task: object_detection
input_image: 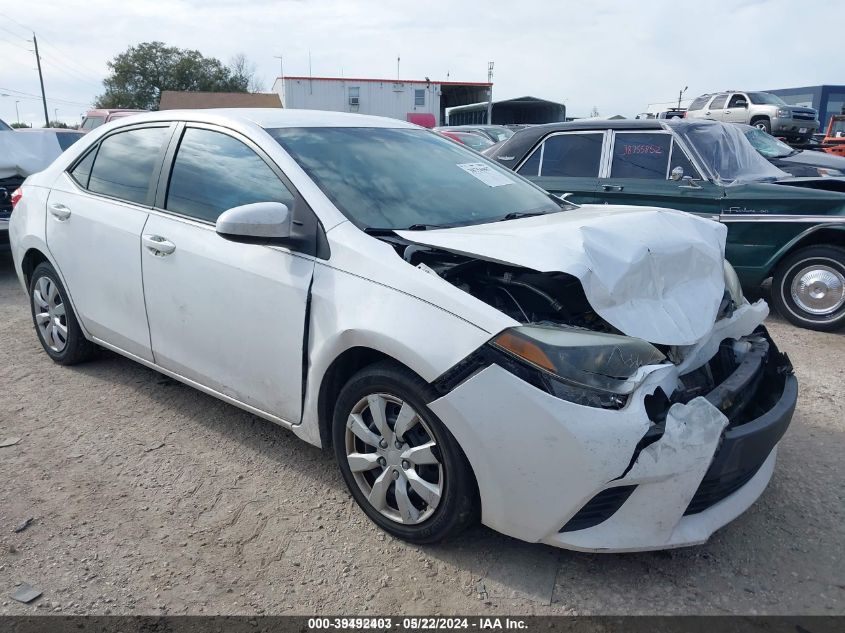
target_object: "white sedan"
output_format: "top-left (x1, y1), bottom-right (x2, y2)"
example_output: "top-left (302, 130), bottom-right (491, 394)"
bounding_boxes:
top-left (8, 109), bottom-right (797, 552)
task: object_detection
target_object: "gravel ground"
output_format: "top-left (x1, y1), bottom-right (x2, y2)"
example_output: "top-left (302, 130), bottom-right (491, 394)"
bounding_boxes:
top-left (1, 249), bottom-right (843, 616)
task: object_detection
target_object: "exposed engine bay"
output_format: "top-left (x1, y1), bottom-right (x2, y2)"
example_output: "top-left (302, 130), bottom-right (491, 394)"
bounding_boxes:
top-left (396, 240), bottom-right (619, 333)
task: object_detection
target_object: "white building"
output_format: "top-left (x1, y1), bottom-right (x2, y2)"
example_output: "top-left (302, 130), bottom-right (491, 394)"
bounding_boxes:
top-left (272, 76), bottom-right (492, 127)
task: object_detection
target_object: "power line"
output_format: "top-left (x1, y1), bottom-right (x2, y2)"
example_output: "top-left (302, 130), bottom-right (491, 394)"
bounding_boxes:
top-left (0, 86), bottom-right (91, 107)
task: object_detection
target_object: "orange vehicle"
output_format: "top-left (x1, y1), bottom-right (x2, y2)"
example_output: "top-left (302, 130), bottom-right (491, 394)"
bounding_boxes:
top-left (822, 114), bottom-right (845, 157)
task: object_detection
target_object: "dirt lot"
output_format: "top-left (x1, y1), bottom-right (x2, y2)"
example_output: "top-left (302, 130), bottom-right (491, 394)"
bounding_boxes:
top-left (1, 249), bottom-right (844, 616)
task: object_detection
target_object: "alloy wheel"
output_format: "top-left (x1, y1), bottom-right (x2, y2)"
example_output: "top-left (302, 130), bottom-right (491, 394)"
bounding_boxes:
top-left (32, 276), bottom-right (68, 353)
top-left (344, 393), bottom-right (443, 525)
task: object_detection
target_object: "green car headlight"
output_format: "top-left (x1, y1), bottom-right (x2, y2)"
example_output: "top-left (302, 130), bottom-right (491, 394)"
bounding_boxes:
top-left (490, 325), bottom-right (667, 403)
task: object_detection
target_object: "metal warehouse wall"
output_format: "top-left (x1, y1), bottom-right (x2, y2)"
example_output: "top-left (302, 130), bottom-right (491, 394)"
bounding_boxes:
top-left (278, 78), bottom-right (441, 123)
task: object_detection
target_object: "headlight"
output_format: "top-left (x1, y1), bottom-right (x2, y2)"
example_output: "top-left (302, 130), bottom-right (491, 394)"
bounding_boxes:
top-left (490, 326), bottom-right (667, 408)
top-left (723, 260), bottom-right (744, 306)
top-left (777, 108), bottom-right (791, 117)
top-left (817, 167), bottom-right (844, 177)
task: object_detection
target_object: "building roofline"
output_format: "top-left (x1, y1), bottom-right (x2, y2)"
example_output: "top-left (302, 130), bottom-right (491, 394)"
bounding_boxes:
top-left (279, 75), bottom-right (492, 87)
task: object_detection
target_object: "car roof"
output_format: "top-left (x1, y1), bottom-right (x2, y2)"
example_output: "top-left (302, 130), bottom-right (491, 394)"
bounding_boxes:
top-left (112, 108), bottom-right (418, 130)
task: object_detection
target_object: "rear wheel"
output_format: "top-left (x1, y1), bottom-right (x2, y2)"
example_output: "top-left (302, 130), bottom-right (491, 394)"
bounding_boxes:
top-left (332, 361), bottom-right (477, 543)
top-left (28, 262), bottom-right (95, 364)
top-left (771, 245), bottom-right (845, 331)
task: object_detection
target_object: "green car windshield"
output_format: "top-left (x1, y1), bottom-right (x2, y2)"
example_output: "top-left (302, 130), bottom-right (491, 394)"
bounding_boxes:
top-left (268, 127), bottom-right (560, 230)
top-left (742, 126), bottom-right (796, 159)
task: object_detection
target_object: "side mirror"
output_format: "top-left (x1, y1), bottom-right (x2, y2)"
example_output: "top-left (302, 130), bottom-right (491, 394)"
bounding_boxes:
top-left (216, 202), bottom-right (292, 245)
top-left (738, 101), bottom-right (748, 109)
top-left (670, 166), bottom-right (685, 181)
top-left (678, 175), bottom-right (703, 189)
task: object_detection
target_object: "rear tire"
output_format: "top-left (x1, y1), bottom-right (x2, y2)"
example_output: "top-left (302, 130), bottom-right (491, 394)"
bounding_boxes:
top-left (332, 360), bottom-right (478, 544)
top-left (28, 262), bottom-right (95, 364)
top-left (771, 245), bottom-right (845, 331)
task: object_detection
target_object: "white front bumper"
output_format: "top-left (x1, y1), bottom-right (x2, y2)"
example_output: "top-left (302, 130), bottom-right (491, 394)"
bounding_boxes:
top-left (428, 302), bottom-right (780, 553)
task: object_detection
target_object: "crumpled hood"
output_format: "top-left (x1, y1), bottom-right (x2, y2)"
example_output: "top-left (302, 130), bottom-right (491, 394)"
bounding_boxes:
top-left (397, 206), bottom-right (727, 345)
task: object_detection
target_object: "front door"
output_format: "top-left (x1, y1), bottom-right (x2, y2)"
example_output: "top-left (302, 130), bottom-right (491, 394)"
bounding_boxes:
top-left (595, 130), bottom-right (724, 220)
top-left (520, 131), bottom-right (606, 204)
top-left (140, 125), bottom-right (314, 423)
top-left (724, 93), bottom-right (750, 123)
top-left (45, 125), bottom-right (173, 361)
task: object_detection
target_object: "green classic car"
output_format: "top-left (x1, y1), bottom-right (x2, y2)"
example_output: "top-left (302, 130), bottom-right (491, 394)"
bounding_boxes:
top-left (485, 119), bottom-right (845, 331)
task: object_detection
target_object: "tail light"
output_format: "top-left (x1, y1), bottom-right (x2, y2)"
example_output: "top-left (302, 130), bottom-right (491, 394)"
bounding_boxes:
top-left (10, 187), bottom-right (22, 209)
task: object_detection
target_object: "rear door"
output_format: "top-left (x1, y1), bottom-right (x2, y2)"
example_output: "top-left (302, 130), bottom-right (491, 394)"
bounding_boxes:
top-left (518, 131), bottom-right (606, 203)
top-left (596, 130), bottom-right (724, 219)
top-left (140, 124), bottom-right (315, 423)
top-left (45, 124), bottom-right (173, 360)
top-left (703, 94), bottom-right (729, 121)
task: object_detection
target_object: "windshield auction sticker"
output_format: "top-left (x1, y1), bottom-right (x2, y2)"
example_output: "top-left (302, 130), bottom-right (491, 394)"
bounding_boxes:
top-left (457, 162), bottom-right (515, 187)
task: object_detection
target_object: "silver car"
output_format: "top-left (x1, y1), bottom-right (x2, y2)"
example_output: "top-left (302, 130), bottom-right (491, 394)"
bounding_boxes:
top-left (686, 91), bottom-right (818, 141)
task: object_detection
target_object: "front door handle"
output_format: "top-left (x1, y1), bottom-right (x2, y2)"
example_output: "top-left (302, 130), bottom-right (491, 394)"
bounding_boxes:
top-left (142, 234), bottom-right (176, 256)
top-left (602, 184), bottom-right (624, 192)
top-left (48, 202), bottom-right (71, 220)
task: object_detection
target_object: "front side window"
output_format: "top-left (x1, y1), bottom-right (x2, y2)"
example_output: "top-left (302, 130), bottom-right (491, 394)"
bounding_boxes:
top-left (668, 140), bottom-right (701, 180)
top-left (166, 128), bottom-right (295, 223)
top-left (269, 127), bottom-right (559, 230)
top-left (728, 94), bottom-right (748, 108)
top-left (87, 127), bottom-right (169, 204)
top-left (536, 133), bottom-right (604, 178)
top-left (610, 133), bottom-right (672, 179)
top-left (415, 89), bottom-right (425, 107)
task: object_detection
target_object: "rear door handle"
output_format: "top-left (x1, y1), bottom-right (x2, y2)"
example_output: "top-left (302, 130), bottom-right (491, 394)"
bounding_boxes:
top-left (142, 234), bottom-right (176, 256)
top-left (48, 202), bottom-right (71, 220)
top-left (602, 184), bottom-right (624, 192)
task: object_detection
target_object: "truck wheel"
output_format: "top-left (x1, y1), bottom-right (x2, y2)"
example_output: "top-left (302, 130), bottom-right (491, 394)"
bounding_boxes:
top-left (771, 245), bottom-right (845, 331)
top-left (752, 118), bottom-right (772, 134)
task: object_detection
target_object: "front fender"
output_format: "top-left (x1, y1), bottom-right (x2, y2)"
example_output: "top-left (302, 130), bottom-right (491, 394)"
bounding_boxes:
top-left (294, 262), bottom-right (493, 447)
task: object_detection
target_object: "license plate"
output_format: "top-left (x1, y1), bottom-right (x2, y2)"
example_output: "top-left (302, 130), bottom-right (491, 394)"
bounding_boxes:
top-left (799, 127), bottom-right (808, 133)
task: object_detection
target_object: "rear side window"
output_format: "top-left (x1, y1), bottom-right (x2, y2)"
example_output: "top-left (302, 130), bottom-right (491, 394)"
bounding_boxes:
top-left (69, 148), bottom-right (97, 188)
top-left (708, 95), bottom-right (728, 110)
top-left (87, 127), bottom-right (169, 205)
top-left (687, 95), bottom-right (711, 111)
top-left (81, 116), bottom-right (104, 130)
top-left (526, 133), bottom-right (603, 178)
top-left (165, 127), bottom-right (295, 223)
top-left (610, 133), bottom-right (672, 179)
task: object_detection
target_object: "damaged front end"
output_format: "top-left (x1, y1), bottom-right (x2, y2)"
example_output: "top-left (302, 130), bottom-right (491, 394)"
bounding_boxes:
top-left (376, 218), bottom-right (797, 551)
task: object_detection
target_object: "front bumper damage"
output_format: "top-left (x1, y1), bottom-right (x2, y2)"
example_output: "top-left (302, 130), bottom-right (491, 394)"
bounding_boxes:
top-left (428, 300), bottom-right (797, 552)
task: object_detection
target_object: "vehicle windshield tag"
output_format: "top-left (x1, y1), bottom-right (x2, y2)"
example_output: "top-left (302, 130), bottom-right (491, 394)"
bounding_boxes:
top-left (456, 162), bottom-right (515, 187)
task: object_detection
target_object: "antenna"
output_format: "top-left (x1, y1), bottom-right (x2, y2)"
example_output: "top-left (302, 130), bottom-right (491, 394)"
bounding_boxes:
top-left (397, 56), bottom-right (400, 80)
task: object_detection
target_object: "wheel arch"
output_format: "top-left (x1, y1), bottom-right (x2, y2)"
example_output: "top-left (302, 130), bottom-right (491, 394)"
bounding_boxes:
top-left (21, 247), bottom-right (50, 287)
top-left (750, 114), bottom-right (771, 125)
top-left (766, 223), bottom-right (845, 278)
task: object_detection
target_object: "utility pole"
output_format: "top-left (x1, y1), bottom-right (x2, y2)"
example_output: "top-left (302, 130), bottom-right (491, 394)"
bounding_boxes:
top-left (677, 85), bottom-right (688, 110)
top-left (486, 62), bottom-right (494, 125)
top-left (33, 33), bottom-right (49, 128)
top-left (397, 56), bottom-right (400, 80)
top-left (273, 55), bottom-right (284, 78)
top-left (15, 100), bottom-right (20, 125)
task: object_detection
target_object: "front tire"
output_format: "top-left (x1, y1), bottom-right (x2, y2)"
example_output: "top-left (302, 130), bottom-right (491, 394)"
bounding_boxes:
top-left (771, 245), bottom-right (845, 331)
top-left (332, 361), bottom-right (478, 543)
top-left (28, 262), bottom-right (95, 364)
top-left (753, 118), bottom-right (772, 134)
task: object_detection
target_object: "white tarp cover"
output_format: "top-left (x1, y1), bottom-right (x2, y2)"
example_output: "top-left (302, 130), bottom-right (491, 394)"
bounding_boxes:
top-left (665, 119), bottom-right (789, 184)
top-left (397, 206), bottom-right (728, 346)
top-left (0, 130), bottom-right (68, 179)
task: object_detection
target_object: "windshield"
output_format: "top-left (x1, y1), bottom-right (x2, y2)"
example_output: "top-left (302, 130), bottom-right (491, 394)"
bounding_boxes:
top-left (742, 126), bottom-right (795, 158)
top-left (269, 127), bottom-right (559, 230)
top-left (747, 92), bottom-right (787, 106)
top-left (667, 120), bottom-right (790, 184)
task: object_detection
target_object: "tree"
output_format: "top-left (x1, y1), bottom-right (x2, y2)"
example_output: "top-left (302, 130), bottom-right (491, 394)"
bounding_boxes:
top-left (47, 120), bottom-right (69, 129)
top-left (10, 122), bottom-right (31, 129)
top-left (95, 42), bottom-right (256, 110)
top-left (229, 53), bottom-right (264, 93)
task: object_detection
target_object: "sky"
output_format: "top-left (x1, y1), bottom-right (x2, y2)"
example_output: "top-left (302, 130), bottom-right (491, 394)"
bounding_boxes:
top-left (0, 0), bottom-right (842, 126)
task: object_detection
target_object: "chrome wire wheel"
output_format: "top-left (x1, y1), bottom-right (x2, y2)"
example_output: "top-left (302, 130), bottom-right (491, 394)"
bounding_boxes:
top-left (344, 393), bottom-right (443, 525)
top-left (789, 263), bottom-right (845, 316)
top-left (32, 275), bottom-right (68, 353)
